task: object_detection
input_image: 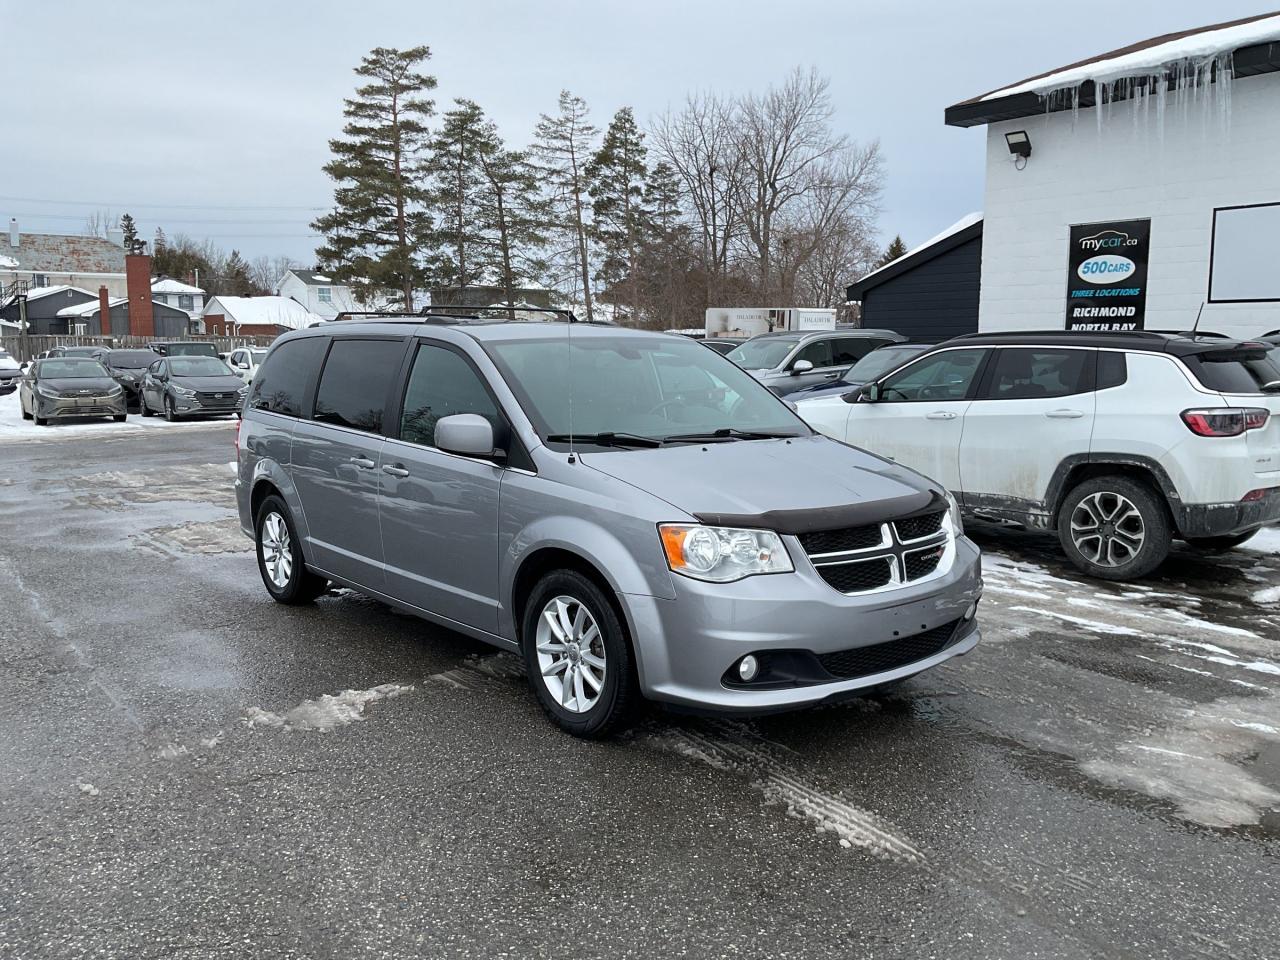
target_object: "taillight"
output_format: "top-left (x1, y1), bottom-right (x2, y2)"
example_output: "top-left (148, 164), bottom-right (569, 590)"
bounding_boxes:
top-left (1181, 407), bottom-right (1270, 437)
top-left (1241, 488), bottom-right (1278, 503)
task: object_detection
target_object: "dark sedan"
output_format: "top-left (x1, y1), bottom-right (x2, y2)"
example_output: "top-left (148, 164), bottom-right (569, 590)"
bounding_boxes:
top-left (18, 358), bottom-right (128, 425)
top-left (140, 356), bottom-right (247, 421)
top-left (103, 349), bottom-right (163, 412)
top-left (781, 342), bottom-right (935, 401)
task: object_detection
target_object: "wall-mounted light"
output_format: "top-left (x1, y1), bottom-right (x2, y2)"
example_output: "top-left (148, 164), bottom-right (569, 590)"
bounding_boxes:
top-left (1005, 130), bottom-right (1032, 159)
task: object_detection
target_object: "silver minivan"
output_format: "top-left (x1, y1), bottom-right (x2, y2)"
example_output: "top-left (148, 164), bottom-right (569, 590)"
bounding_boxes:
top-left (235, 318), bottom-right (983, 737)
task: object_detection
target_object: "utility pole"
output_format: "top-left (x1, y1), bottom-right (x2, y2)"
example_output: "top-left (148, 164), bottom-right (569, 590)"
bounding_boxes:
top-left (17, 294), bottom-right (29, 363)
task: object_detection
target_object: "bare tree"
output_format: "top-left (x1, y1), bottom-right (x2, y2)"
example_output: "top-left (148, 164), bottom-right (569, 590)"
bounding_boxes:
top-left (248, 254), bottom-right (302, 293)
top-left (82, 209), bottom-right (118, 239)
top-left (534, 91), bottom-right (599, 320)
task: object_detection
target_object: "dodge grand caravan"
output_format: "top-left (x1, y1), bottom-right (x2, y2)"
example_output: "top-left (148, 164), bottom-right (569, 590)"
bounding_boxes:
top-left (235, 317), bottom-right (983, 737)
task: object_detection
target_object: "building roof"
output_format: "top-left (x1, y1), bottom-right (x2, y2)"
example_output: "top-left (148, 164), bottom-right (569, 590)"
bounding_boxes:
top-left (58, 298), bottom-right (126, 318)
top-left (205, 295), bottom-right (324, 330)
top-left (0, 232), bottom-right (127, 274)
top-left (946, 11), bottom-right (1280, 127)
top-left (285, 269), bottom-right (339, 287)
top-left (151, 276), bottom-right (204, 295)
top-left (846, 214), bottom-right (983, 300)
top-left (17, 284), bottom-right (98, 303)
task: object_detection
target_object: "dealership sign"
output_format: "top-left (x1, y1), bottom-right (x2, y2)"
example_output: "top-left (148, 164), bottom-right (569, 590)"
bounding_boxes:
top-left (1065, 219), bottom-right (1151, 331)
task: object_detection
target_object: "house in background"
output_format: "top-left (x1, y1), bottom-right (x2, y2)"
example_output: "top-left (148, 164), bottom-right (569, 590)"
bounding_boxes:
top-left (275, 268), bottom-right (358, 320)
top-left (151, 277), bottom-right (205, 321)
top-left (0, 219), bottom-right (127, 299)
top-left (203, 295), bottom-right (325, 335)
top-left (57, 296), bottom-right (194, 337)
top-left (0, 285), bottom-right (97, 334)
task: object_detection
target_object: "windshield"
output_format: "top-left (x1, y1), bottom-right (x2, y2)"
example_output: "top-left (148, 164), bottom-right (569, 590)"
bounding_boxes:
top-left (106, 350), bottom-right (158, 369)
top-left (165, 343), bottom-right (218, 357)
top-left (39, 360), bottom-right (110, 379)
top-left (487, 335), bottom-right (808, 446)
top-left (841, 345), bottom-right (929, 384)
top-left (725, 337), bottom-right (799, 370)
top-left (169, 357), bottom-right (234, 377)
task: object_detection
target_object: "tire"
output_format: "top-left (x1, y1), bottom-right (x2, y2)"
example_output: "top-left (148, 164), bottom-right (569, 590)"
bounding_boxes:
top-left (521, 569), bottom-right (638, 739)
top-left (140, 398), bottom-right (153, 417)
top-left (1057, 476), bottom-right (1172, 581)
top-left (164, 397), bottom-right (178, 422)
top-left (1184, 531), bottom-right (1257, 552)
top-left (113, 414), bottom-right (127, 423)
top-left (34, 415), bottom-right (47, 426)
top-left (21, 402), bottom-right (32, 421)
top-left (254, 495), bottom-right (328, 605)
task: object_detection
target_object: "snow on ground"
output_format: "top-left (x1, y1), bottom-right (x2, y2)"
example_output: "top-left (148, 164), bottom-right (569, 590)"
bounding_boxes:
top-left (0, 389), bottom-right (228, 444)
top-left (243, 683), bottom-right (414, 732)
top-left (1244, 526), bottom-right (1280, 555)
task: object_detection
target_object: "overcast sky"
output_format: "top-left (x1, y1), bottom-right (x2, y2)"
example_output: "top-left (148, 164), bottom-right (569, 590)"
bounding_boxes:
top-left (3, 0), bottom-right (1266, 265)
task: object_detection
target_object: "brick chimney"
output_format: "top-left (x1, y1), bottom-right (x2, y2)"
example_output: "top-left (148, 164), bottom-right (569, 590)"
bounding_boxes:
top-left (98, 286), bottom-right (111, 336)
top-left (125, 253), bottom-right (154, 336)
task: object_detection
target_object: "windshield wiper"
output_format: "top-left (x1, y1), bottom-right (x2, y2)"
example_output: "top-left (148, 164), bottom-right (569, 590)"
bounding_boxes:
top-left (545, 432), bottom-right (664, 448)
top-left (662, 428), bottom-right (797, 443)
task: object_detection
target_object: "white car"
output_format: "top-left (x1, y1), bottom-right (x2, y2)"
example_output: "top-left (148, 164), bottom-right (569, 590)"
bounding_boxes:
top-left (0, 348), bottom-right (20, 395)
top-left (796, 331), bottom-right (1280, 580)
top-left (226, 346), bottom-right (268, 383)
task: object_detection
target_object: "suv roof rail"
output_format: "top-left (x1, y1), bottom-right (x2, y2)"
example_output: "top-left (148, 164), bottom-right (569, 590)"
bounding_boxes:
top-left (332, 305), bottom-right (604, 325)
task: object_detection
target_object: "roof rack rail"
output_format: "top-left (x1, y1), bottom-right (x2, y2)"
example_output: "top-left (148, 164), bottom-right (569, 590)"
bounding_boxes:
top-left (332, 305), bottom-right (601, 325)
top-left (948, 329), bottom-right (1175, 341)
top-left (421, 304), bottom-right (592, 323)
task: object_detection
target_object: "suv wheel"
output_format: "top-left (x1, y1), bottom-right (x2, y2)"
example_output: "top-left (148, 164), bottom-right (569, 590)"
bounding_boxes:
top-left (1058, 476), bottom-right (1171, 580)
top-left (1184, 531), bottom-right (1257, 552)
top-left (521, 570), bottom-right (638, 738)
top-left (255, 495), bottom-right (328, 604)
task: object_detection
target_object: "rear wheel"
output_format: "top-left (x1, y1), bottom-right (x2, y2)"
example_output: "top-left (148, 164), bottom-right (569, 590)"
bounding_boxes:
top-left (21, 401), bottom-right (32, 421)
top-left (254, 495), bottom-right (328, 604)
top-left (1184, 531), bottom-right (1257, 552)
top-left (1057, 476), bottom-right (1171, 580)
top-left (521, 570), bottom-right (638, 738)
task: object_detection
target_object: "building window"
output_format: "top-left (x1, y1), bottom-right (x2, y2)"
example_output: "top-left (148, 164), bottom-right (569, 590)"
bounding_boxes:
top-left (1209, 202), bottom-right (1280, 303)
top-left (154, 293), bottom-right (167, 305)
top-left (317, 287), bottom-right (332, 304)
top-left (178, 294), bottom-right (194, 310)
top-left (33, 274), bottom-right (48, 287)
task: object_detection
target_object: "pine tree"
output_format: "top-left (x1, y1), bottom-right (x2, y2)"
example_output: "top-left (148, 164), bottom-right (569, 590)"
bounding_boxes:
top-left (877, 235), bottom-right (907, 268)
top-left (534, 91), bottom-right (598, 320)
top-left (586, 107), bottom-right (649, 325)
top-left (223, 249), bottom-right (258, 296)
top-left (119, 213), bottom-right (139, 252)
top-left (153, 227), bottom-right (168, 256)
top-left (425, 99), bottom-right (496, 292)
top-left (476, 132), bottom-right (548, 317)
top-left (638, 162), bottom-right (688, 329)
top-left (313, 46), bottom-right (437, 310)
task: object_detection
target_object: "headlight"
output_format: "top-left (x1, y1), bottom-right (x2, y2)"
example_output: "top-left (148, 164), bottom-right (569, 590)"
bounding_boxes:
top-left (172, 385), bottom-right (196, 397)
top-left (36, 384), bottom-right (62, 399)
top-left (944, 490), bottom-right (964, 536)
top-left (659, 524), bottom-right (794, 582)
top-left (106, 385), bottom-right (123, 396)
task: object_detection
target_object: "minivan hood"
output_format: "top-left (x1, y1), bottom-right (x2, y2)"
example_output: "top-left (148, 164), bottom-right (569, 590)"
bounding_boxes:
top-left (582, 434), bottom-right (940, 533)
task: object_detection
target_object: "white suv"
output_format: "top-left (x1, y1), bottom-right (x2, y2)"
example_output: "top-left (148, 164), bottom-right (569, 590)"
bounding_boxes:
top-left (796, 331), bottom-right (1280, 580)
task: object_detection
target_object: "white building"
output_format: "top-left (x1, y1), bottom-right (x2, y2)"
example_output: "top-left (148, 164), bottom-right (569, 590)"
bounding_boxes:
top-left (202, 295), bottom-right (325, 335)
top-left (151, 277), bottom-right (205, 320)
top-left (275, 268), bottom-right (358, 320)
top-left (945, 11), bottom-right (1280, 341)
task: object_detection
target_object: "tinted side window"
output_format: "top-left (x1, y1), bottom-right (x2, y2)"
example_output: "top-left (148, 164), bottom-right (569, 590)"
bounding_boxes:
top-left (794, 339), bottom-right (833, 368)
top-left (985, 348), bottom-right (1093, 400)
top-left (400, 344), bottom-right (500, 448)
top-left (313, 338), bottom-right (405, 433)
top-left (249, 337), bottom-right (328, 418)
top-left (881, 349), bottom-right (986, 402)
top-left (1096, 351), bottom-right (1128, 390)
top-left (832, 337), bottom-right (881, 366)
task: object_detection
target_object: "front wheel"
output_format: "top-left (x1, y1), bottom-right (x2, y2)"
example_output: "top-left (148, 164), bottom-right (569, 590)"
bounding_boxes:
top-left (113, 413), bottom-right (127, 423)
top-left (255, 495), bottom-right (328, 604)
top-left (521, 570), bottom-right (638, 738)
top-left (164, 397), bottom-right (178, 422)
top-left (1057, 476), bottom-right (1171, 581)
top-left (140, 398), bottom-right (154, 417)
top-left (1184, 531), bottom-right (1257, 552)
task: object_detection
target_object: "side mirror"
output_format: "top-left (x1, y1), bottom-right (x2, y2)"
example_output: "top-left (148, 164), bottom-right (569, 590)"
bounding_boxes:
top-left (854, 383), bottom-right (881, 403)
top-left (791, 359), bottom-right (814, 375)
top-left (436, 413), bottom-right (497, 459)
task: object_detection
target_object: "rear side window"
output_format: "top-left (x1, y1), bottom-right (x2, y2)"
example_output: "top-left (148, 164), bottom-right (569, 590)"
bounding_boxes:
top-left (1096, 351), bottom-right (1127, 389)
top-left (793, 339), bottom-right (833, 368)
top-left (399, 343), bottom-right (499, 447)
top-left (985, 348), bottom-right (1093, 400)
top-left (1182, 350), bottom-right (1280, 394)
top-left (249, 337), bottom-right (327, 418)
top-left (313, 338), bottom-right (406, 434)
top-left (832, 337), bottom-right (883, 366)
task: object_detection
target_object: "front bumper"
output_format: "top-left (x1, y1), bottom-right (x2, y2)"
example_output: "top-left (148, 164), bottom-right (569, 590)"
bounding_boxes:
top-left (623, 535), bottom-right (983, 713)
top-left (35, 394), bottom-right (127, 418)
top-left (1175, 484), bottom-right (1280, 538)
top-left (0, 378), bottom-right (17, 396)
top-left (171, 392), bottom-right (244, 416)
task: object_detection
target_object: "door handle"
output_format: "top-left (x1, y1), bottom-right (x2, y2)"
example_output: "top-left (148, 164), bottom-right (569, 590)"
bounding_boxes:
top-left (1045, 409), bottom-right (1084, 419)
top-left (382, 464), bottom-right (410, 478)
top-left (925, 411), bottom-right (958, 420)
top-left (348, 457), bottom-right (376, 469)
top-left (822, 372), bottom-right (839, 380)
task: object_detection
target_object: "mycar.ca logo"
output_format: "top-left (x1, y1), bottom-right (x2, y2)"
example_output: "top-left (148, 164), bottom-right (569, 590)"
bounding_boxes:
top-left (1076, 230), bottom-right (1140, 285)
top-left (1078, 229), bottom-right (1140, 252)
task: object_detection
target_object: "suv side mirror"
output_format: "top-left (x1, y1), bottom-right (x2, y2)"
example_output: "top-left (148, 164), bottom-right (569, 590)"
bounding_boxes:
top-left (791, 359), bottom-right (814, 375)
top-left (853, 382), bottom-right (881, 403)
top-left (436, 414), bottom-right (497, 459)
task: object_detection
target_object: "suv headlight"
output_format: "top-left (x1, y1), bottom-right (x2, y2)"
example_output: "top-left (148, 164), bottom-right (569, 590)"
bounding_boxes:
top-left (944, 490), bottom-right (964, 536)
top-left (659, 524), bottom-right (794, 582)
top-left (172, 385), bottom-right (196, 397)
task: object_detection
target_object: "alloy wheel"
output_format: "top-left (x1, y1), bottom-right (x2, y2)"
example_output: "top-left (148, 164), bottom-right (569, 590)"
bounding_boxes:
top-left (535, 595), bottom-right (606, 714)
top-left (260, 512), bottom-right (294, 589)
top-left (1070, 491), bottom-right (1145, 567)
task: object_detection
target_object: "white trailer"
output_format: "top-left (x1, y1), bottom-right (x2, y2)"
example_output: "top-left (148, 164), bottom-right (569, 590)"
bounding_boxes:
top-left (704, 307), bottom-right (836, 338)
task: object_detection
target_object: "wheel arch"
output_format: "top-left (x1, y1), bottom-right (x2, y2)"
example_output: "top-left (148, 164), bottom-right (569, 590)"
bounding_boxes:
top-left (1046, 454), bottom-right (1183, 531)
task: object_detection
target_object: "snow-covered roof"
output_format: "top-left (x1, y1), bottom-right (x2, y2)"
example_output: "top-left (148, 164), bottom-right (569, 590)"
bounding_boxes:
top-left (19, 284), bottom-right (97, 303)
top-left (849, 213), bottom-right (983, 292)
top-left (0, 254), bottom-right (19, 269)
top-left (204, 295), bottom-right (324, 330)
top-left (151, 277), bottom-right (204, 295)
top-left (57, 298), bottom-right (125, 318)
top-left (965, 12), bottom-right (1280, 105)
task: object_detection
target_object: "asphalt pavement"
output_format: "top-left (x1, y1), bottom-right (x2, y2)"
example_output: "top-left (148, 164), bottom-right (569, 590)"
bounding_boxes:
top-left (1, 425), bottom-right (1277, 959)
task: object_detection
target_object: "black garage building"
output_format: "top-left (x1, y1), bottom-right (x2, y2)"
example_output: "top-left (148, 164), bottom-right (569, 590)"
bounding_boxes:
top-left (846, 215), bottom-right (983, 342)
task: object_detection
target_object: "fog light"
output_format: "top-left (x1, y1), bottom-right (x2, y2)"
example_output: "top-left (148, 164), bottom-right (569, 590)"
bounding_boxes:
top-left (738, 655), bottom-right (759, 682)
top-left (963, 602), bottom-right (978, 621)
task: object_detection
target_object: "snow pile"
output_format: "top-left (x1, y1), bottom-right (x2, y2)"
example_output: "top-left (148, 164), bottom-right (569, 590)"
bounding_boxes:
top-left (243, 683), bottom-right (413, 732)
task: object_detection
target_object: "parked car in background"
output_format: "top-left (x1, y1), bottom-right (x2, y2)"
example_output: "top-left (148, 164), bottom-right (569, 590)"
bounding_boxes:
top-left (796, 331), bottom-right (1280, 580)
top-left (140, 356), bottom-right (247, 421)
top-left (148, 341), bottom-right (220, 359)
top-left (236, 318), bottom-right (982, 737)
top-left (103, 349), bottom-right (162, 412)
top-left (726, 329), bottom-right (906, 395)
top-left (701, 337), bottom-right (747, 357)
top-left (0, 349), bottom-right (21, 395)
top-left (784, 343), bottom-right (936, 402)
top-left (18, 358), bottom-right (127, 425)
top-left (227, 346), bottom-right (269, 383)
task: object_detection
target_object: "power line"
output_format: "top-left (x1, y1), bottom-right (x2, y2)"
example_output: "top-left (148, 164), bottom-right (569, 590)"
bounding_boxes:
top-left (10, 211), bottom-right (315, 226)
top-left (0, 193), bottom-right (326, 212)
